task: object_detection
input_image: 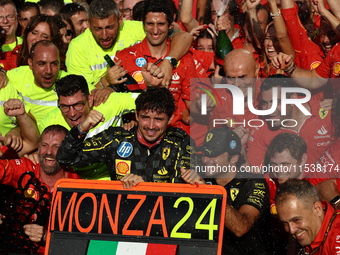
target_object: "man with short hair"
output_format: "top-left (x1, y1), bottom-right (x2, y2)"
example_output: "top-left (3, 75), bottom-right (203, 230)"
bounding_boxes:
top-left (56, 87), bottom-right (192, 186)
top-left (39, 74), bottom-right (137, 180)
top-left (66, 0), bottom-right (192, 88)
top-left (6, 40), bottom-right (68, 125)
top-left (38, 0), bottom-right (64, 16)
top-left (59, 3), bottom-right (88, 37)
top-left (192, 127), bottom-right (271, 255)
top-left (264, 133), bottom-right (307, 215)
top-left (115, 0), bottom-right (196, 133)
top-left (276, 179), bottom-right (340, 255)
top-left (0, 124), bottom-right (80, 254)
top-left (18, 2), bottom-right (40, 35)
top-left (0, 0), bottom-right (22, 52)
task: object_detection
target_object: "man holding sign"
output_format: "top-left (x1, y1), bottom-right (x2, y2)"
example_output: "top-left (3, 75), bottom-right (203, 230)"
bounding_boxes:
top-left (57, 87), bottom-right (194, 187)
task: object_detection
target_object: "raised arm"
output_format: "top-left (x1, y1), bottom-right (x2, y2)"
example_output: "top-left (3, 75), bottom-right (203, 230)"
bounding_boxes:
top-left (267, 0), bottom-right (295, 61)
top-left (3, 99), bottom-right (39, 157)
top-left (272, 52), bottom-right (328, 89)
top-left (180, 0), bottom-right (200, 32)
top-left (158, 31), bottom-right (193, 88)
top-left (312, 0), bottom-right (340, 36)
top-left (324, 0), bottom-right (340, 19)
top-left (246, 0), bottom-right (265, 50)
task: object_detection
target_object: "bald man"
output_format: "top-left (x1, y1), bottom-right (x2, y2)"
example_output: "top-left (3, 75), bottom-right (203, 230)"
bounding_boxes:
top-left (207, 49), bottom-right (258, 130)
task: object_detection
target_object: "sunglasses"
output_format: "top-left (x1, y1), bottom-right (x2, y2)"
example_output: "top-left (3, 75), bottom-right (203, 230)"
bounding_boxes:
top-left (66, 29), bottom-right (73, 37)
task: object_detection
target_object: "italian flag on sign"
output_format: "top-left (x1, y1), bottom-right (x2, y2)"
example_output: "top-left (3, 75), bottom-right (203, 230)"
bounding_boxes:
top-left (87, 240), bottom-right (177, 255)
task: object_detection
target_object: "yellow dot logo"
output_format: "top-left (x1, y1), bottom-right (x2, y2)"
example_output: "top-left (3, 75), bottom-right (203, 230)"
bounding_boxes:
top-left (310, 61), bottom-right (320, 70)
top-left (333, 63), bottom-right (340, 75)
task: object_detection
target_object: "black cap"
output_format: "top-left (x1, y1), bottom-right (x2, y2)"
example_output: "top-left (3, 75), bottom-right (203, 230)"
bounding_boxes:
top-left (198, 127), bottom-right (242, 157)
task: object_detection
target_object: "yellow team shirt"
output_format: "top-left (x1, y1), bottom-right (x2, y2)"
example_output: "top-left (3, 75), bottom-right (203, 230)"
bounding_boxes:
top-left (0, 82), bottom-right (26, 136)
top-left (7, 66), bottom-right (67, 125)
top-left (66, 21), bottom-right (145, 86)
top-left (38, 92), bottom-right (138, 180)
top-left (2, 37), bottom-right (23, 52)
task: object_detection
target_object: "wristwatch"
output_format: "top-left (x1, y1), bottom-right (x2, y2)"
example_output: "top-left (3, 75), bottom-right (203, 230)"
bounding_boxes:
top-left (331, 195), bottom-right (340, 206)
top-left (164, 56), bottom-right (177, 68)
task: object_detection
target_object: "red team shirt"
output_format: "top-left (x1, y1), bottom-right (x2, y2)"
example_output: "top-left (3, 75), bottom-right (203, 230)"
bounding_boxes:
top-left (281, 4), bottom-right (325, 101)
top-left (247, 100), bottom-right (333, 166)
top-left (0, 157), bottom-right (80, 192)
top-left (0, 157), bottom-right (80, 254)
top-left (115, 38), bottom-right (196, 134)
top-left (315, 43), bottom-right (340, 98)
top-left (304, 202), bottom-right (340, 255)
top-left (307, 139), bottom-right (340, 190)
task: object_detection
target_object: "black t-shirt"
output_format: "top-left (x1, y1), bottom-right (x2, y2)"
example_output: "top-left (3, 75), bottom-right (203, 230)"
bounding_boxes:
top-left (213, 171), bottom-right (272, 255)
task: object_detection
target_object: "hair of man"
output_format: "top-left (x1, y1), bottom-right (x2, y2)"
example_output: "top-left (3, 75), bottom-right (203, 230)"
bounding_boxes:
top-left (142, 0), bottom-right (174, 26)
top-left (18, 2), bottom-right (40, 15)
top-left (135, 86), bottom-right (176, 119)
top-left (275, 179), bottom-right (320, 211)
top-left (40, 124), bottom-right (68, 142)
top-left (38, 0), bottom-right (64, 14)
top-left (59, 3), bottom-right (86, 18)
top-left (266, 133), bottom-right (307, 164)
top-left (89, 0), bottom-right (120, 22)
top-left (55, 74), bottom-right (90, 99)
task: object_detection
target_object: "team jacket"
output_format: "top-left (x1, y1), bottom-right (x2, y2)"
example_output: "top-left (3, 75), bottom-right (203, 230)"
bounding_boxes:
top-left (57, 126), bottom-right (193, 182)
top-left (301, 202), bottom-right (340, 255)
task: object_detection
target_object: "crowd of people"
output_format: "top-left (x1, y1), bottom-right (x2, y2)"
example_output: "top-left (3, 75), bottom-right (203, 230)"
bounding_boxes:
top-left (0, 0), bottom-right (339, 254)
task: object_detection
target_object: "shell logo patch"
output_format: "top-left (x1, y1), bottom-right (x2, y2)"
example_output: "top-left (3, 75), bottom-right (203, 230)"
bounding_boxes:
top-left (319, 108), bottom-right (328, 120)
top-left (310, 61), bottom-right (320, 70)
top-left (333, 62), bottom-right (340, 76)
top-left (115, 159), bottom-right (131, 175)
top-left (206, 133), bottom-right (213, 142)
top-left (270, 204), bottom-right (277, 215)
top-left (230, 188), bottom-right (239, 201)
top-left (136, 57), bottom-right (146, 67)
top-left (226, 117), bottom-right (236, 128)
top-left (132, 71), bottom-right (144, 84)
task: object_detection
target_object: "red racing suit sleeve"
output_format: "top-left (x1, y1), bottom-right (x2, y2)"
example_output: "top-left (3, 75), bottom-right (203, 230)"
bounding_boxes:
top-left (0, 157), bottom-right (36, 188)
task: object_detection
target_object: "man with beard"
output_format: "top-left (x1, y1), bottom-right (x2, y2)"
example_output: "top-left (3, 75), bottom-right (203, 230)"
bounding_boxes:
top-left (57, 87), bottom-right (192, 187)
top-left (0, 124), bottom-right (80, 251)
top-left (38, 74), bottom-right (137, 180)
top-left (66, 0), bottom-right (192, 89)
